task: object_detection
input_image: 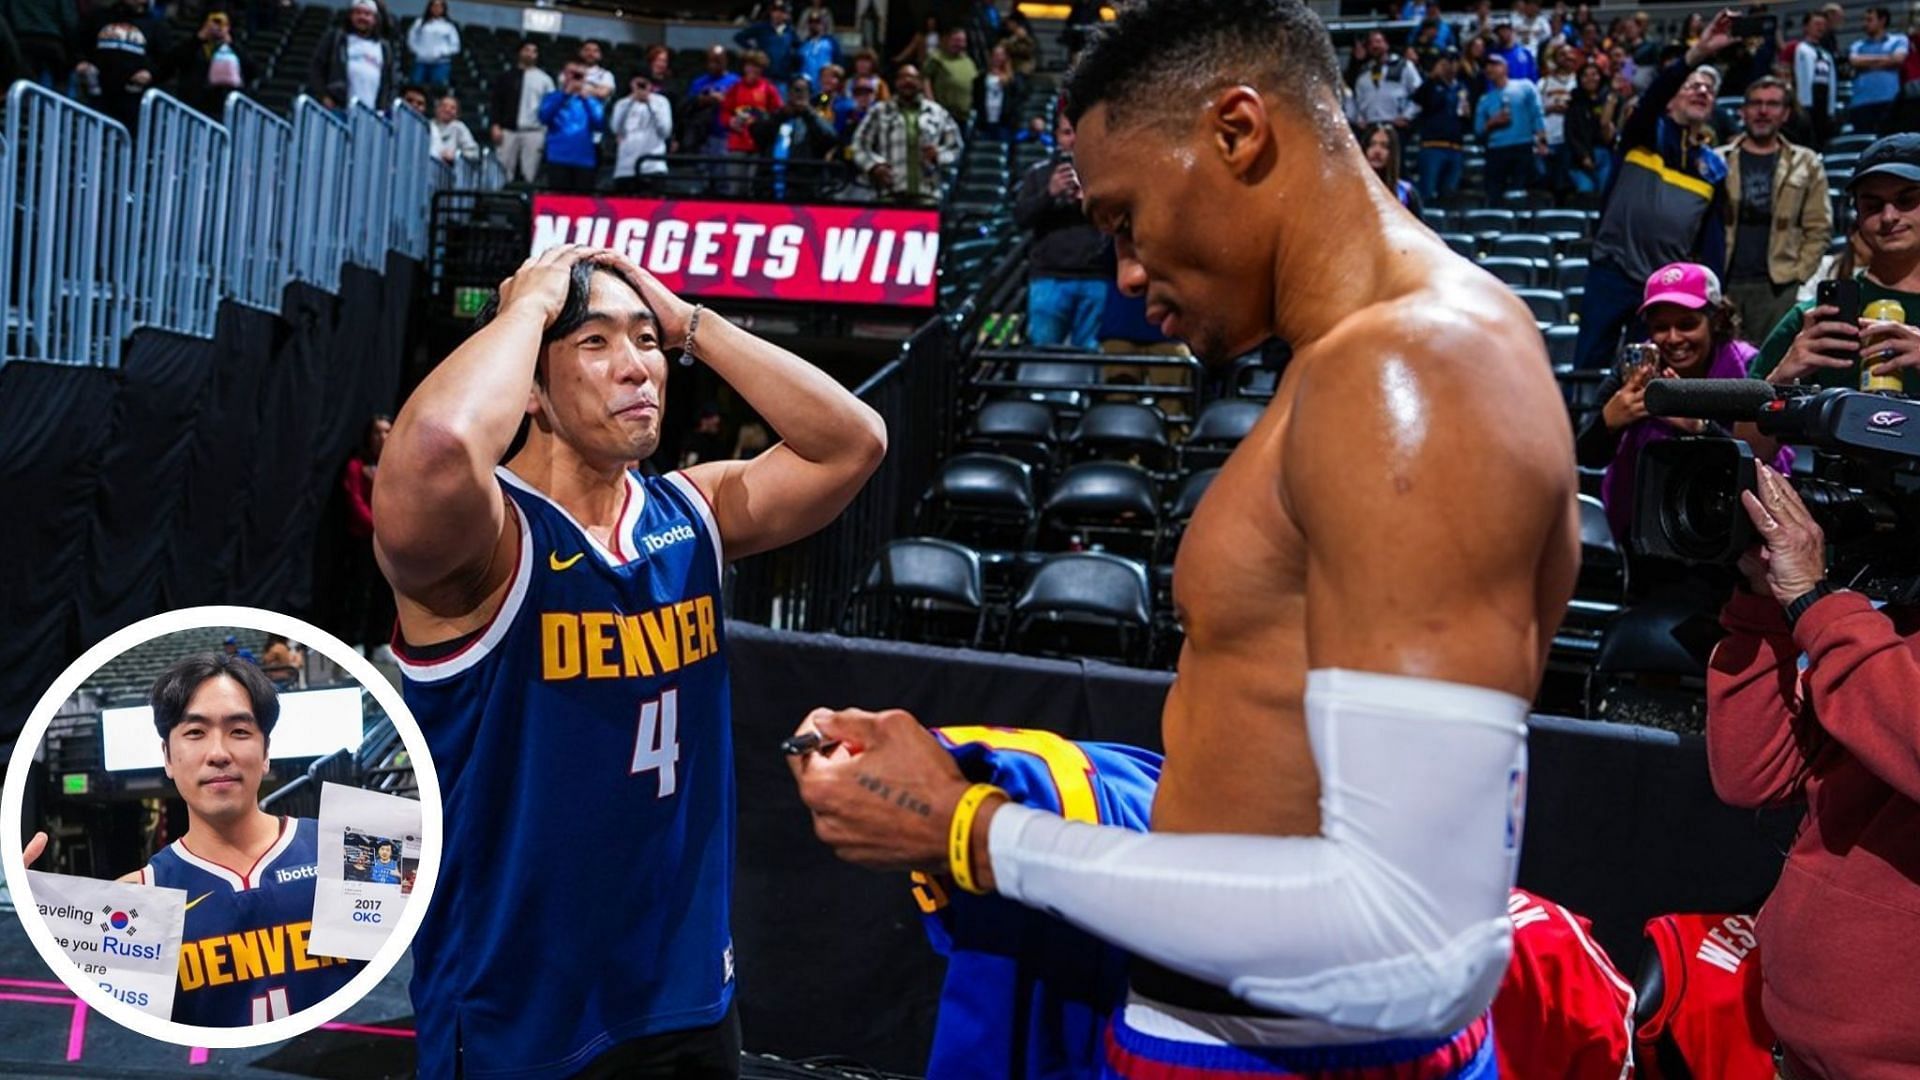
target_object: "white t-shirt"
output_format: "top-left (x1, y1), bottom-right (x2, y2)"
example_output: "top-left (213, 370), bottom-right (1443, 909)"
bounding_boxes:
top-left (584, 64), bottom-right (616, 95)
top-left (611, 94), bottom-right (673, 177)
top-left (516, 67), bottom-right (555, 129)
top-left (346, 35), bottom-right (384, 109)
top-left (1513, 12), bottom-right (1553, 54)
top-left (1539, 72), bottom-right (1575, 144)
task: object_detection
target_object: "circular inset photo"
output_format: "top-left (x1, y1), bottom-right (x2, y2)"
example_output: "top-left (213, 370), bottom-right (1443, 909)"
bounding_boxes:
top-left (2, 606), bottom-right (440, 1049)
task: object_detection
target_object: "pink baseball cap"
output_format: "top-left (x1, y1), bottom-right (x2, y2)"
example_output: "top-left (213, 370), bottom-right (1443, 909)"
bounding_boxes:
top-left (1639, 262), bottom-right (1722, 314)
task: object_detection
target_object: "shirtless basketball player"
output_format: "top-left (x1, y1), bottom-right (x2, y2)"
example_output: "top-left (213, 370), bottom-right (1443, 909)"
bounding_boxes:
top-left (790, 0), bottom-right (1579, 1075)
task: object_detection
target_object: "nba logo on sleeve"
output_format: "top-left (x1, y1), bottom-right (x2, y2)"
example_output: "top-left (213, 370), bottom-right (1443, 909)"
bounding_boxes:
top-left (1505, 765), bottom-right (1527, 853)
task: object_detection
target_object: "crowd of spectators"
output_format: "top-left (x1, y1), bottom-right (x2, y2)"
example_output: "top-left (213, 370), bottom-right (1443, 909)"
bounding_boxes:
top-left (0, 0), bottom-right (1040, 206)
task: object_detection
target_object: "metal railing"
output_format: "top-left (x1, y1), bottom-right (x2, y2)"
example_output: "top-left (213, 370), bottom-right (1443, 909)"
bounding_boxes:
top-left (346, 104), bottom-right (393, 271)
top-left (0, 81), bottom-right (134, 366)
top-left (389, 103), bottom-right (432, 260)
top-left (455, 152), bottom-right (505, 192)
top-left (223, 95), bottom-right (291, 313)
top-left (132, 91), bottom-right (231, 338)
top-left (285, 95), bottom-right (350, 293)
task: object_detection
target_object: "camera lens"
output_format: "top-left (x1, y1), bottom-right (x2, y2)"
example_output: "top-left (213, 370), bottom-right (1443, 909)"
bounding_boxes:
top-left (1661, 451), bottom-right (1739, 561)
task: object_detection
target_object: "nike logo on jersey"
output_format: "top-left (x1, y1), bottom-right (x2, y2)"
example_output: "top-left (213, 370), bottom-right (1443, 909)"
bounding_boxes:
top-left (550, 551), bottom-right (585, 571)
top-left (184, 891), bottom-right (213, 912)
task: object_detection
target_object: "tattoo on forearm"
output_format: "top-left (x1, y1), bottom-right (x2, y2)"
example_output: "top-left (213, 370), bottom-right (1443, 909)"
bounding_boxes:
top-left (857, 772), bottom-right (933, 817)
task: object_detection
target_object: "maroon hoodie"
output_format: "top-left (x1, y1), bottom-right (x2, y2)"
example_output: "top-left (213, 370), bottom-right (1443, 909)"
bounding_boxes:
top-left (1708, 588), bottom-right (1920, 1078)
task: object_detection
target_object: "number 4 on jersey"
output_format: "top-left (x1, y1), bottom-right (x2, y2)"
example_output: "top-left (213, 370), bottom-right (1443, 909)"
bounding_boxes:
top-left (631, 688), bottom-right (681, 797)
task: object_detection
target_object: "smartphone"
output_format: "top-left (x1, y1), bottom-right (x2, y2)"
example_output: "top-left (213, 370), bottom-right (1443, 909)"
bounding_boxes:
top-left (1614, 342), bottom-right (1660, 381)
top-left (1731, 13), bottom-right (1778, 38)
top-left (1817, 278), bottom-right (1862, 357)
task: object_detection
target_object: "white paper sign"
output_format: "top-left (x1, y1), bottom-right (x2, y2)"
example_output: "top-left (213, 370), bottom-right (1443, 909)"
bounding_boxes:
top-left (308, 782), bottom-right (421, 961)
top-left (27, 870), bottom-right (186, 1020)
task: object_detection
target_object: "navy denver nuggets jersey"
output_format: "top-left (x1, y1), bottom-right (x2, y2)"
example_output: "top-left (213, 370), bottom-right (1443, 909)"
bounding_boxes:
top-left (915, 728), bottom-right (1161, 1080)
top-left (398, 466), bottom-right (734, 1080)
top-left (141, 816), bottom-right (361, 1026)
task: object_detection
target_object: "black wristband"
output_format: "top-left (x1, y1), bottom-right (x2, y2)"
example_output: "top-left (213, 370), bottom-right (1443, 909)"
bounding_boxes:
top-left (1785, 581), bottom-right (1835, 630)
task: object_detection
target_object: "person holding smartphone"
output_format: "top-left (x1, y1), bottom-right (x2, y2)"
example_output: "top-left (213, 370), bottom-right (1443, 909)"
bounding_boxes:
top-left (1012, 111), bottom-right (1106, 349)
top-left (1751, 135), bottom-right (1920, 396)
top-left (1576, 262), bottom-right (1789, 547)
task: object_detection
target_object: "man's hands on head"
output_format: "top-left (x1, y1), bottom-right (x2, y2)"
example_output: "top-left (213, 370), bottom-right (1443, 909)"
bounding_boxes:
top-left (788, 707), bottom-right (984, 878)
top-left (594, 248), bottom-right (695, 348)
top-left (497, 243), bottom-right (598, 328)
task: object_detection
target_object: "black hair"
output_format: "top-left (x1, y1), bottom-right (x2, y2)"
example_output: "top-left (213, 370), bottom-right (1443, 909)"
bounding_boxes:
top-left (1867, 5), bottom-right (1893, 22)
top-left (1061, 0), bottom-right (1340, 131)
top-left (518, 37), bottom-right (539, 50)
top-left (470, 262), bottom-right (653, 390)
top-left (400, 82), bottom-right (427, 99)
top-left (472, 261), bottom-right (638, 342)
top-left (150, 652), bottom-right (280, 742)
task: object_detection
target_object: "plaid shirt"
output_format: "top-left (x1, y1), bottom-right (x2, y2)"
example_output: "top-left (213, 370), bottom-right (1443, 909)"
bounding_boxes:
top-left (850, 97), bottom-right (963, 204)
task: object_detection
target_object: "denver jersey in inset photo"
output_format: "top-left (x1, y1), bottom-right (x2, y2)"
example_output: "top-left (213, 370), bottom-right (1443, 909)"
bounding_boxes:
top-left (396, 467), bottom-right (734, 1080)
top-left (140, 816), bottom-right (362, 1026)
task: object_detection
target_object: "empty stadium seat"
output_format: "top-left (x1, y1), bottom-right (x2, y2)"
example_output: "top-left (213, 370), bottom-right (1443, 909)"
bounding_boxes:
top-left (1181, 399), bottom-right (1263, 471)
top-left (1441, 231), bottom-right (1478, 259)
top-left (1564, 285), bottom-right (1585, 320)
top-left (1545, 324), bottom-right (1579, 366)
top-left (1482, 257), bottom-right (1539, 287)
top-left (1530, 209), bottom-right (1590, 236)
top-left (1463, 208), bottom-right (1519, 234)
top-left (842, 537), bottom-right (987, 648)
top-left (1421, 208), bottom-right (1452, 232)
top-left (1009, 552), bottom-right (1154, 665)
top-left (964, 399), bottom-right (1056, 471)
top-left (1493, 234), bottom-right (1555, 261)
top-left (1554, 258), bottom-right (1590, 289)
top-left (1012, 360), bottom-right (1097, 410)
top-left (1514, 288), bottom-right (1569, 324)
top-left (1037, 461), bottom-right (1161, 559)
top-left (1576, 492), bottom-right (1624, 601)
top-left (1068, 402), bottom-right (1171, 470)
top-left (921, 453), bottom-right (1037, 550)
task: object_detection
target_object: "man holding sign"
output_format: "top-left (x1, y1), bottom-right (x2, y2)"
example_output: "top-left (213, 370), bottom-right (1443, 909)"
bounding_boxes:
top-left (26, 653), bottom-right (363, 1026)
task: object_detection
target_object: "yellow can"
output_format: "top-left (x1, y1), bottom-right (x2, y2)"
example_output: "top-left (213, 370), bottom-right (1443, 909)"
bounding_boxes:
top-left (1862, 299), bottom-right (1907, 393)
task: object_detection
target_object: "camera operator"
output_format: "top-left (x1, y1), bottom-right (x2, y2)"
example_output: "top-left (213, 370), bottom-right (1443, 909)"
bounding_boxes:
top-left (1707, 463), bottom-right (1920, 1078)
top-left (1751, 134), bottom-right (1920, 396)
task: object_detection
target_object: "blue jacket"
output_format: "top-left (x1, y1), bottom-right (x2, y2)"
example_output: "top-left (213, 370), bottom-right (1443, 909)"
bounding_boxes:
top-left (734, 21), bottom-right (798, 81)
top-left (798, 35), bottom-right (839, 92)
top-left (539, 90), bottom-right (605, 168)
top-left (1412, 77), bottom-right (1471, 146)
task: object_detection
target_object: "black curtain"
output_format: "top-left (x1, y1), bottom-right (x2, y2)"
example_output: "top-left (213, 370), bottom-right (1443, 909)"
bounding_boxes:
top-left (0, 258), bottom-right (421, 737)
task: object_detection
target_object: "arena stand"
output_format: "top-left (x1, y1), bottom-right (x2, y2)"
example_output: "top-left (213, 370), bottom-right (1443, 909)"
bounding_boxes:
top-left (0, 0), bottom-right (1869, 1074)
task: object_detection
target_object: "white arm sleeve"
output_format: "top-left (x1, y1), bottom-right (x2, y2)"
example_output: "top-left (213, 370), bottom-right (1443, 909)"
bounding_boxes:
top-left (988, 668), bottom-right (1528, 1038)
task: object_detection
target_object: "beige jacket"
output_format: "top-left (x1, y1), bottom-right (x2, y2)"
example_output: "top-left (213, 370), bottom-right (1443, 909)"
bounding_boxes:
top-left (1719, 135), bottom-right (1832, 287)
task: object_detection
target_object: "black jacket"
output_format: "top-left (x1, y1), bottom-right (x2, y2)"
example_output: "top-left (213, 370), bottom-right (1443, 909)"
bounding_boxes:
top-left (488, 65), bottom-right (541, 131)
top-left (1013, 156), bottom-right (1107, 279)
top-left (307, 25), bottom-right (399, 110)
top-left (970, 70), bottom-right (1027, 128)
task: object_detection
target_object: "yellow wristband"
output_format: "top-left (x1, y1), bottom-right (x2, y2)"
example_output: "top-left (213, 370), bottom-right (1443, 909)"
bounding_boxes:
top-left (948, 783), bottom-right (1006, 896)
